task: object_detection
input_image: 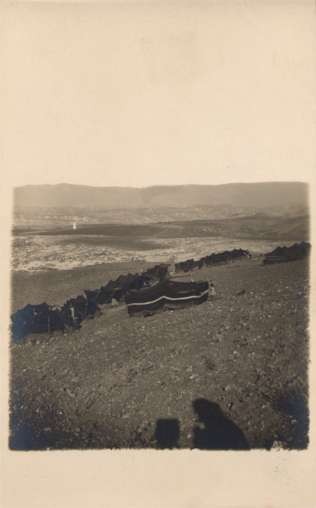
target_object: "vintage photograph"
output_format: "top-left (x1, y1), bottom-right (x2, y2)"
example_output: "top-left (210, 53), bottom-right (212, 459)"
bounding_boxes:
top-left (10, 182), bottom-right (310, 450)
top-left (5, 2), bottom-right (313, 458)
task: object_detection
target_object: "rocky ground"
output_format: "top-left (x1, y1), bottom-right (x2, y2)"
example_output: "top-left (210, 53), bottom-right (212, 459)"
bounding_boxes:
top-left (9, 256), bottom-right (309, 450)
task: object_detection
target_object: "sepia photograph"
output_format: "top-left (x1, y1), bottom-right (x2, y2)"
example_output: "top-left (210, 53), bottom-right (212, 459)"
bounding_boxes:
top-left (10, 182), bottom-right (310, 450)
top-left (2, 1), bottom-right (316, 507)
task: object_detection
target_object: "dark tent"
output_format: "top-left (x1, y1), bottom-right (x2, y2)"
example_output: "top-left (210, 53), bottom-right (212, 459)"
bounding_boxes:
top-left (263, 241), bottom-right (311, 265)
top-left (125, 279), bottom-right (209, 315)
top-left (11, 303), bottom-right (51, 342)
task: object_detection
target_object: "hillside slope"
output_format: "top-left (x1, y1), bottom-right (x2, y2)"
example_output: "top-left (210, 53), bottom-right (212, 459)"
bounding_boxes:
top-left (10, 258), bottom-right (309, 449)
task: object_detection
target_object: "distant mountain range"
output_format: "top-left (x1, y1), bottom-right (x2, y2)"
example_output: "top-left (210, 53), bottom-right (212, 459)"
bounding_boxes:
top-left (14, 182), bottom-right (308, 210)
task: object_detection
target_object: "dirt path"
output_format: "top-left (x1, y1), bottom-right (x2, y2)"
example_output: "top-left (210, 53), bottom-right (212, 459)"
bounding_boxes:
top-left (10, 257), bottom-right (309, 449)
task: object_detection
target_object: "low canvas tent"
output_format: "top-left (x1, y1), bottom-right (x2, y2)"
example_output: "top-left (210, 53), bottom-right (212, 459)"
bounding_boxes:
top-left (263, 241), bottom-right (311, 265)
top-left (125, 279), bottom-right (209, 315)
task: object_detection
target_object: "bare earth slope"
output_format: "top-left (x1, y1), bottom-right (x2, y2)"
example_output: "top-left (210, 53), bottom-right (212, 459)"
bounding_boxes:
top-left (10, 257), bottom-right (309, 449)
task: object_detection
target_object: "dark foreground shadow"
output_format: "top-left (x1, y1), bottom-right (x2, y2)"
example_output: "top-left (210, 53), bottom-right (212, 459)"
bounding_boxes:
top-left (154, 418), bottom-right (180, 449)
top-left (192, 398), bottom-right (250, 450)
top-left (270, 389), bottom-right (309, 449)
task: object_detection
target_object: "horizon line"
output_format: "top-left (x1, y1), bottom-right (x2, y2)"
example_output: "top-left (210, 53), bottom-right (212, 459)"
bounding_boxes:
top-left (14, 180), bottom-right (308, 190)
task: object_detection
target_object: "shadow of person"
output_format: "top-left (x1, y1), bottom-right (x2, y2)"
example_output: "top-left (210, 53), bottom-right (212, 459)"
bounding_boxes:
top-left (154, 418), bottom-right (180, 449)
top-left (192, 398), bottom-right (249, 450)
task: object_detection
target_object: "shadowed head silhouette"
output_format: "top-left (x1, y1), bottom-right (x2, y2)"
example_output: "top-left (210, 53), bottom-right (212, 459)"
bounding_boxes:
top-left (192, 398), bottom-right (249, 450)
top-left (154, 418), bottom-right (180, 449)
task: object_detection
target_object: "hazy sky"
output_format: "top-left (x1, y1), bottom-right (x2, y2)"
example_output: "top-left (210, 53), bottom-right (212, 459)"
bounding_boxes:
top-left (2, 1), bottom-right (315, 187)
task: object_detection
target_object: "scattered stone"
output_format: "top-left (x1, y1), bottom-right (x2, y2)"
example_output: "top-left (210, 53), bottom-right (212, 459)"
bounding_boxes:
top-left (66, 388), bottom-right (76, 398)
top-left (271, 440), bottom-right (285, 450)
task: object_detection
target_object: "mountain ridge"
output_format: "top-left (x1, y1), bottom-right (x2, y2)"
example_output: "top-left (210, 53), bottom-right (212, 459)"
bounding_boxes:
top-left (14, 182), bottom-right (309, 210)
